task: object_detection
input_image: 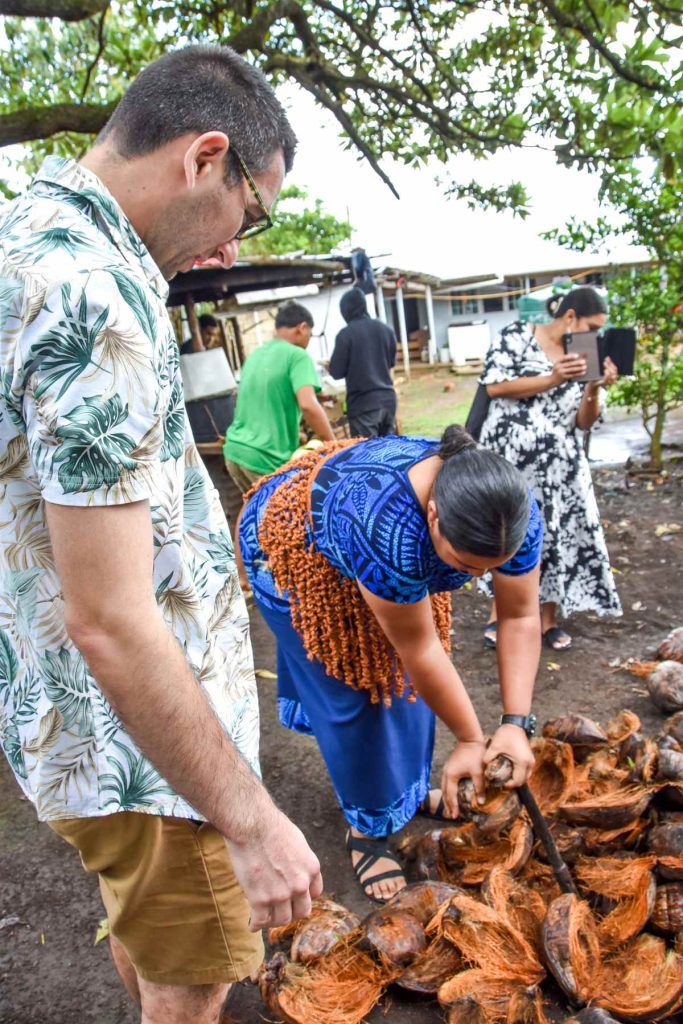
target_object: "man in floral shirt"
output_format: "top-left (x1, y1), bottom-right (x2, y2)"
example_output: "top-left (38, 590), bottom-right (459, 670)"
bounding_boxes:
top-left (0, 44), bottom-right (321, 1023)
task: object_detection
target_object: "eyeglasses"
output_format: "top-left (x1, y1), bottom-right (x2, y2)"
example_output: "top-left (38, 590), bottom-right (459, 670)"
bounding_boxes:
top-left (231, 147), bottom-right (273, 240)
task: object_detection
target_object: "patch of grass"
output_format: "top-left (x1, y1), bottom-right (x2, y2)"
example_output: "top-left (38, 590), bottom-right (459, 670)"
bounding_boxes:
top-left (396, 369), bottom-right (478, 438)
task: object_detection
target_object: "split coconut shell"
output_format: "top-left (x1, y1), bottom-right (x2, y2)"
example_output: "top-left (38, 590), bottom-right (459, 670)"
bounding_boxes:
top-left (435, 892), bottom-right (545, 987)
top-left (605, 709), bottom-right (642, 743)
top-left (664, 711), bottom-right (683, 746)
top-left (361, 908), bottom-right (426, 967)
top-left (439, 818), bottom-right (534, 886)
top-left (528, 739), bottom-right (576, 814)
top-left (647, 661), bottom-right (683, 714)
top-left (383, 879), bottom-right (462, 925)
top-left (396, 829), bottom-right (442, 880)
top-left (558, 783), bottom-right (651, 829)
top-left (258, 944), bottom-right (388, 1024)
top-left (395, 936), bottom-right (463, 995)
top-left (541, 893), bottom-right (599, 1004)
top-left (574, 854), bottom-right (657, 951)
top-left (657, 627), bottom-right (683, 664)
top-left (596, 932), bottom-right (683, 1022)
top-left (542, 715), bottom-right (608, 760)
top-left (480, 865), bottom-right (549, 955)
top-left (290, 908), bottom-right (361, 964)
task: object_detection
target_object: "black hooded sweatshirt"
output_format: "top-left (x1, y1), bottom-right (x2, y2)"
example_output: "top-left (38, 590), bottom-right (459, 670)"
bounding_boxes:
top-left (329, 288), bottom-right (397, 416)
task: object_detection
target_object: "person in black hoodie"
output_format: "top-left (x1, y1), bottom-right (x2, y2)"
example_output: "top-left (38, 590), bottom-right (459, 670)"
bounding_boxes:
top-left (330, 287), bottom-right (398, 437)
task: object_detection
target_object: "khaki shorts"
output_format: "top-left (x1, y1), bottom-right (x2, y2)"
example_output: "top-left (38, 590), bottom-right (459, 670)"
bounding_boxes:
top-left (49, 812), bottom-right (264, 986)
top-left (225, 459), bottom-right (263, 496)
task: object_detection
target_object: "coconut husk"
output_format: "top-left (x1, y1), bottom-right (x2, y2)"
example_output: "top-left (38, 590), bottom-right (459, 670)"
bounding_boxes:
top-left (647, 661), bottom-right (683, 714)
top-left (395, 936), bottom-right (463, 994)
top-left (534, 821), bottom-right (585, 866)
top-left (656, 744), bottom-right (683, 782)
top-left (505, 987), bottom-right (550, 1024)
top-left (258, 943), bottom-right (389, 1024)
top-left (541, 893), bottom-right (600, 1003)
top-left (664, 711), bottom-right (683, 746)
top-left (396, 828), bottom-right (443, 880)
top-left (647, 820), bottom-right (683, 859)
top-left (434, 892), bottom-right (545, 986)
top-left (596, 932), bottom-right (683, 1022)
top-left (518, 858), bottom-right (562, 906)
top-left (362, 908), bottom-right (426, 967)
top-left (657, 627), bottom-right (683, 664)
top-left (558, 783), bottom-right (651, 829)
top-left (268, 896), bottom-right (352, 948)
top-left (650, 881), bottom-right (683, 934)
top-left (621, 736), bottom-right (659, 784)
top-left (446, 995), bottom-right (490, 1024)
top-left (542, 715), bottom-right (608, 760)
top-left (457, 778), bottom-right (521, 836)
top-left (439, 820), bottom-right (534, 886)
top-left (439, 969), bottom-right (520, 1018)
top-left (574, 854), bottom-right (657, 951)
top-left (382, 879), bottom-right (462, 924)
top-left (290, 911), bottom-right (362, 964)
top-left (480, 866), bottom-right (548, 954)
top-left (623, 659), bottom-right (658, 679)
top-left (585, 747), bottom-right (626, 783)
top-left (527, 739), bottom-right (576, 813)
top-left (605, 709), bottom-right (642, 742)
top-left (582, 816), bottom-right (650, 853)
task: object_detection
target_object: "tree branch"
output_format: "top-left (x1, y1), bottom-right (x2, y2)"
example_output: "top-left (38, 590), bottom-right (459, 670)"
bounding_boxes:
top-left (539, 0), bottom-right (666, 92)
top-left (0, 0), bottom-right (108, 19)
top-left (0, 101), bottom-right (116, 147)
top-left (80, 4), bottom-right (110, 102)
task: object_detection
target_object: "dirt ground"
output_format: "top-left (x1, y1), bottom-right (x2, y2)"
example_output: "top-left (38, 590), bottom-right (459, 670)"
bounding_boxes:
top-left (1, 460), bottom-right (682, 1024)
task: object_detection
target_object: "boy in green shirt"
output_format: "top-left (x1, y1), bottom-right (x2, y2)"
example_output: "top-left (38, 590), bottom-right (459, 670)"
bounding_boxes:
top-left (224, 300), bottom-right (334, 493)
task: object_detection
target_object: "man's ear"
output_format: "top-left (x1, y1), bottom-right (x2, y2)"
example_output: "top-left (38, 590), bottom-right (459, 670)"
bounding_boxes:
top-left (182, 132), bottom-right (230, 189)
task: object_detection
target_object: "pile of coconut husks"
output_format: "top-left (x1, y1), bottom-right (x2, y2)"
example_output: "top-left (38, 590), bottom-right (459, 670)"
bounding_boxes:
top-left (258, 629), bottom-right (683, 1024)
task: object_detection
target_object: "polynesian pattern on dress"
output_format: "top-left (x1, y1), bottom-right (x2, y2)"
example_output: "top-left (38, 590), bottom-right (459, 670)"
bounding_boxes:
top-left (0, 157), bottom-right (259, 822)
top-left (478, 321), bottom-right (622, 618)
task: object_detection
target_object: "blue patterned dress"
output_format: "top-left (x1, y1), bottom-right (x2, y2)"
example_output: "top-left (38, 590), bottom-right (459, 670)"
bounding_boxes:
top-left (240, 437), bottom-right (542, 836)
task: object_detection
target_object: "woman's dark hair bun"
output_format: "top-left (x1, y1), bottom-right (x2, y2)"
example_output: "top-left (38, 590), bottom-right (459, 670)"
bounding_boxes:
top-left (438, 423), bottom-right (477, 460)
top-left (546, 286), bottom-right (608, 320)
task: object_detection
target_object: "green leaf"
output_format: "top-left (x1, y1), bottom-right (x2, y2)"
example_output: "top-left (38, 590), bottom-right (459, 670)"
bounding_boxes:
top-left (183, 467), bottom-right (209, 531)
top-left (41, 647), bottom-right (93, 737)
top-left (101, 740), bottom-right (173, 810)
top-left (160, 375), bottom-right (185, 462)
top-left (6, 568), bottom-right (43, 639)
top-left (0, 629), bottom-right (19, 704)
top-left (107, 268), bottom-right (157, 342)
top-left (53, 394), bottom-right (138, 493)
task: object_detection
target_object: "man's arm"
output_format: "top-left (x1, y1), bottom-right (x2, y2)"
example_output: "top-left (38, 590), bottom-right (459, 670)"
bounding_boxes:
top-left (296, 385), bottom-right (335, 442)
top-left (45, 499), bottom-right (322, 929)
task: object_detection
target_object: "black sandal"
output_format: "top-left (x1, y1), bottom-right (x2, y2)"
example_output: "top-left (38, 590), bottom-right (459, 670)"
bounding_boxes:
top-left (417, 790), bottom-right (448, 821)
top-left (484, 621), bottom-right (498, 649)
top-left (345, 830), bottom-right (405, 904)
top-left (543, 627), bottom-right (572, 651)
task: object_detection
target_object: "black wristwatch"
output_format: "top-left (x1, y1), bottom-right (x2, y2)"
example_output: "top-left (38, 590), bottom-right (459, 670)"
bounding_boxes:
top-left (500, 713), bottom-right (537, 738)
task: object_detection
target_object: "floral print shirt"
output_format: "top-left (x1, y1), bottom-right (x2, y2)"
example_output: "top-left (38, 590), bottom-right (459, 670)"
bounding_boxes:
top-left (0, 157), bottom-right (259, 821)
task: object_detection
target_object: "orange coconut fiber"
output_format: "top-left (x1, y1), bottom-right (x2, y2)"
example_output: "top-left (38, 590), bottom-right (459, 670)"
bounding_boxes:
top-left (558, 783), bottom-right (652, 830)
top-left (596, 933), bottom-right (683, 1022)
top-left (574, 855), bottom-right (657, 951)
top-left (527, 739), bottom-right (576, 814)
top-left (505, 987), bottom-right (550, 1024)
top-left (582, 817), bottom-right (650, 853)
top-left (430, 892), bottom-right (545, 987)
top-left (480, 865), bottom-right (549, 955)
top-left (621, 659), bottom-right (658, 679)
top-left (263, 943), bottom-right (390, 1024)
top-left (439, 969), bottom-right (526, 1022)
top-left (604, 709), bottom-right (642, 743)
top-left (439, 819), bottom-right (534, 886)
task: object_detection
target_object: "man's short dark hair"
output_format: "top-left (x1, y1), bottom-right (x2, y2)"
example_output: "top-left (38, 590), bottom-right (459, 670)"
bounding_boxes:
top-left (198, 313), bottom-right (219, 330)
top-left (275, 301), bottom-right (314, 330)
top-left (99, 45), bottom-right (297, 185)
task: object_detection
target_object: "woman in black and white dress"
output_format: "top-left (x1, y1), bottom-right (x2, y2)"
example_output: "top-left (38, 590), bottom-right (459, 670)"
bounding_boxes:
top-left (479, 287), bottom-right (622, 651)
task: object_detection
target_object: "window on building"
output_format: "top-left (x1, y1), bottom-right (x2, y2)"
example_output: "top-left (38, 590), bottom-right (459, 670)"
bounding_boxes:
top-left (483, 295), bottom-right (504, 313)
top-left (451, 297), bottom-right (481, 316)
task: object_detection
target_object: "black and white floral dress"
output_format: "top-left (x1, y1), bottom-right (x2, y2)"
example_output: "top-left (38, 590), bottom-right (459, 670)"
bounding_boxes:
top-left (478, 321), bottom-right (621, 618)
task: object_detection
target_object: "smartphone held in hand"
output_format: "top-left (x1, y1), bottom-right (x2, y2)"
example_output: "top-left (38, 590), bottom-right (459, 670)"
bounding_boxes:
top-left (562, 330), bottom-right (602, 382)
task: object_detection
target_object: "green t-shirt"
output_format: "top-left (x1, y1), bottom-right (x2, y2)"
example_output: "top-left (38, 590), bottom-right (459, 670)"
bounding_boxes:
top-left (224, 339), bottom-right (321, 475)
